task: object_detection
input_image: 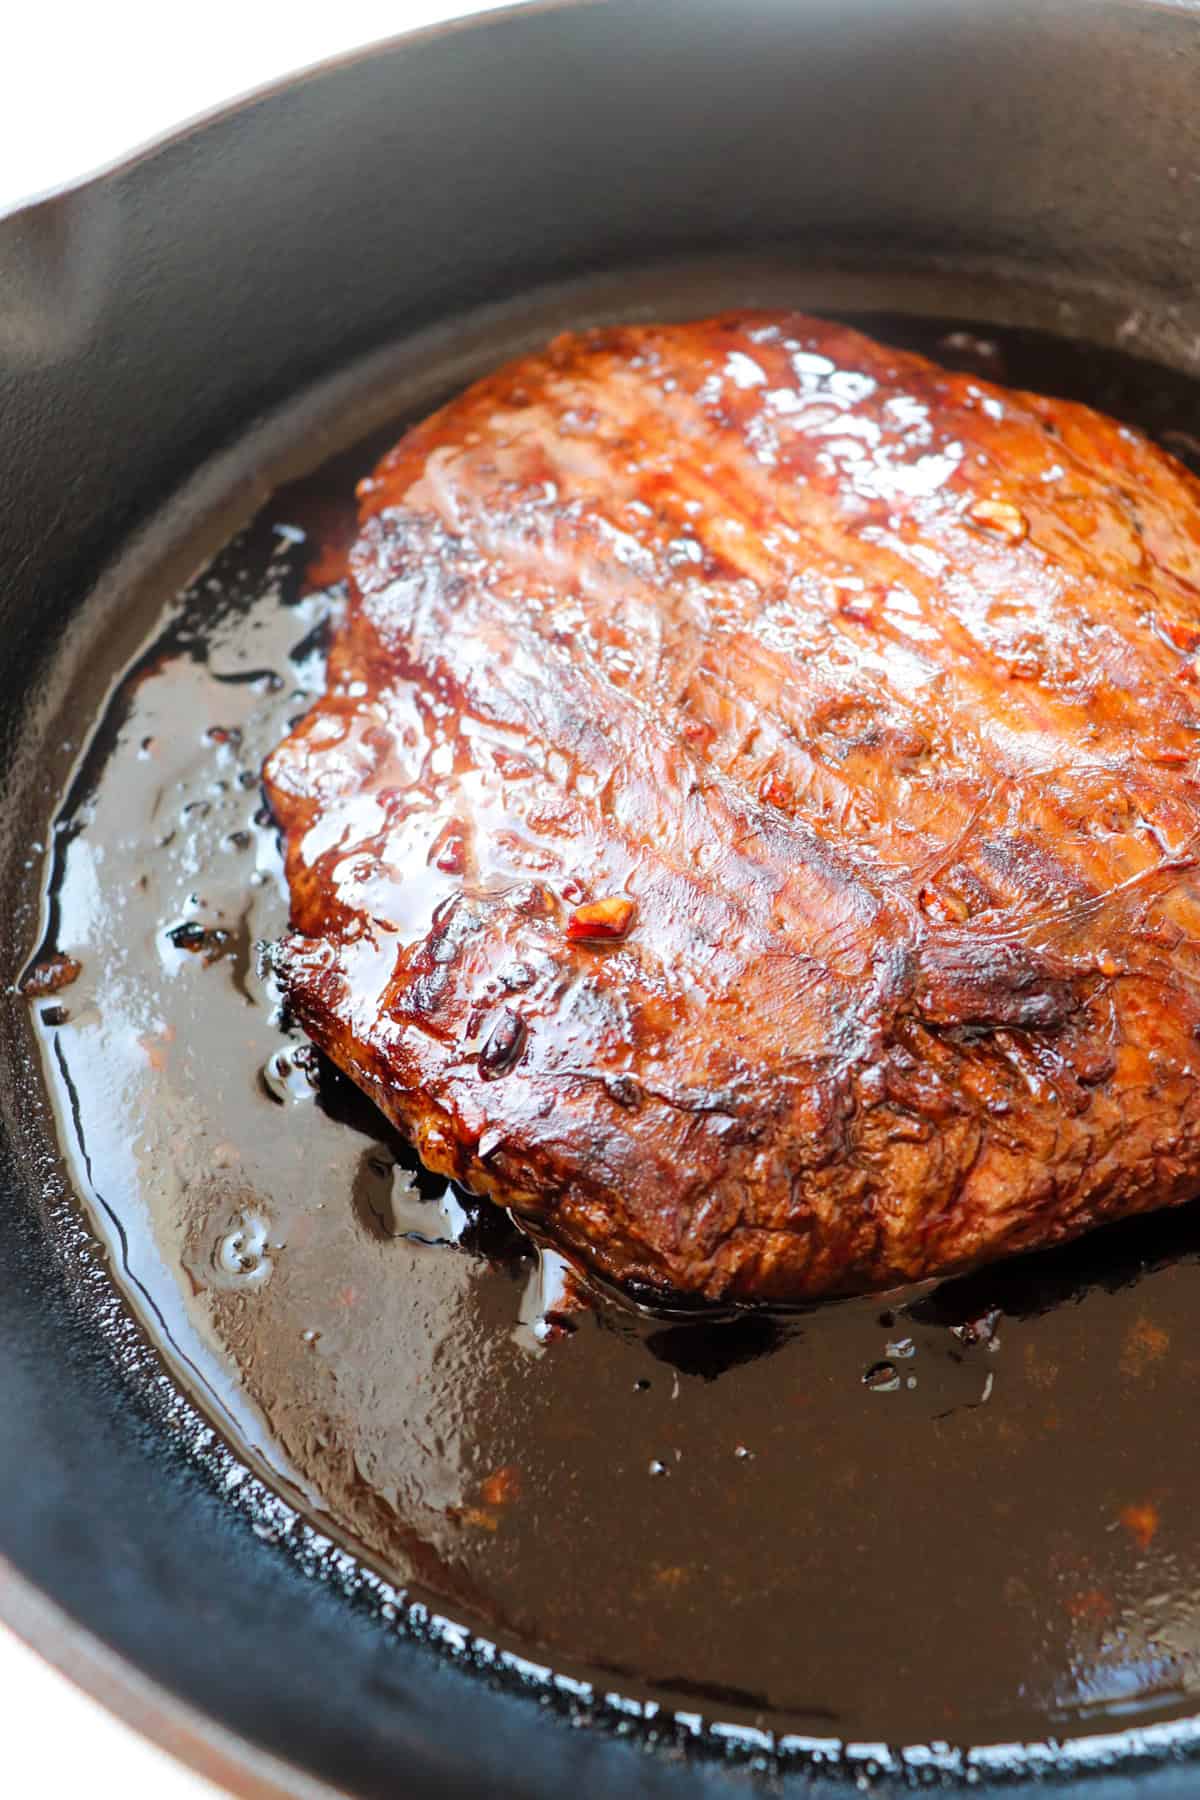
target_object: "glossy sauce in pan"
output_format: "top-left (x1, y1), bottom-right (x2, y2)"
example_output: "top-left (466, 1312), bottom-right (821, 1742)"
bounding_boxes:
top-left (26, 304), bottom-right (1200, 1759)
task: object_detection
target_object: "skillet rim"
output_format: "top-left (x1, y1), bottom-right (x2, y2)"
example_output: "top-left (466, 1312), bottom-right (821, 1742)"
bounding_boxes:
top-left (0, 0), bottom-right (575, 225)
top-left (0, 1561), bottom-right (341, 1800)
top-left (7, 1), bottom-right (1200, 1792)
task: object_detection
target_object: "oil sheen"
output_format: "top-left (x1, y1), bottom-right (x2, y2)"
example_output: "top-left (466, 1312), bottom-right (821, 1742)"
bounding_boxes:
top-left (26, 306), bottom-right (1200, 1755)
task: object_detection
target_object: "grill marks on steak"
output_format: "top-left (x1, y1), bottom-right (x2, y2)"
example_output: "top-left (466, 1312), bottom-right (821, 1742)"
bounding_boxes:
top-left (264, 313), bottom-right (1200, 1301)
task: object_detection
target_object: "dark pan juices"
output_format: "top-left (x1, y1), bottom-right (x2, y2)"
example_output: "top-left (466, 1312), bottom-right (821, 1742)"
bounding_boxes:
top-left (26, 306), bottom-right (1200, 1758)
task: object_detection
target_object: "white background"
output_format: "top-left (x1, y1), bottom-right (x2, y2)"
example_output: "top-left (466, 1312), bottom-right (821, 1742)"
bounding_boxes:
top-left (1, 5), bottom-right (503, 1794)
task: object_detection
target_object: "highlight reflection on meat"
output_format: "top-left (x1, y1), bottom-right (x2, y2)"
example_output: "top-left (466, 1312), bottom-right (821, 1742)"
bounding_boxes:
top-left (265, 311), bottom-right (1200, 1302)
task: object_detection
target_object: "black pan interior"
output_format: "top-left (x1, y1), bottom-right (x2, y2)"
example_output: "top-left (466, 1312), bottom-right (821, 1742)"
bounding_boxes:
top-left (4, 3), bottom-right (1200, 1794)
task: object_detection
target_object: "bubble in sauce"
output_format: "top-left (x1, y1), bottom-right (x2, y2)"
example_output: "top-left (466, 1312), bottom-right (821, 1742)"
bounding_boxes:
top-left (202, 1205), bottom-right (277, 1291)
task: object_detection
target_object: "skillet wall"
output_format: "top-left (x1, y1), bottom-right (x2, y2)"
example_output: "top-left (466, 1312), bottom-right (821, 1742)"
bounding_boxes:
top-left (1, 2), bottom-right (1198, 1793)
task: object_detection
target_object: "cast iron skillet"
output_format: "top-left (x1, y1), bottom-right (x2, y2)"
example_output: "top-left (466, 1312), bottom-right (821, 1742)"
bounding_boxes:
top-left (4, 1), bottom-right (1200, 1793)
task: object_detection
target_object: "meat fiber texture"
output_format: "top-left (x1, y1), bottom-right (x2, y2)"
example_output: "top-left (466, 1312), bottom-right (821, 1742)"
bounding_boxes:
top-left (264, 313), bottom-right (1200, 1302)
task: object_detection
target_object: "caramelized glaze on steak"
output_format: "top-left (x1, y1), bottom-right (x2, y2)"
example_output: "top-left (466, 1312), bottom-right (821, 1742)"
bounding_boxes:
top-left (264, 312), bottom-right (1200, 1302)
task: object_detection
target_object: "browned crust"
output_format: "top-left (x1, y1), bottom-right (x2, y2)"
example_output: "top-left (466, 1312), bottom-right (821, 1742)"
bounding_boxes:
top-left (265, 312), bottom-right (1200, 1301)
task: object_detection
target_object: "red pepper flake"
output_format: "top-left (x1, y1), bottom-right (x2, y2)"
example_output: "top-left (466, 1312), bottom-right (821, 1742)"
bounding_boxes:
top-left (968, 497), bottom-right (1028, 542)
top-left (1121, 1316), bottom-right (1170, 1378)
top-left (1066, 1587), bottom-right (1113, 1625)
top-left (652, 1564), bottom-right (689, 1589)
top-left (566, 895), bottom-right (635, 943)
top-left (19, 953), bottom-right (82, 999)
top-left (836, 592), bottom-right (877, 625)
top-left (1160, 617), bottom-right (1200, 654)
top-left (137, 1024), bottom-right (177, 1072)
top-left (1119, 1501), bottom-right (1160, 1550)
top-left (758, 770), bottom-right (794, 811)
top-left (509, 882), bottom-right (553, 917)
top-left (919, 884), bottom-right (970, 924)
top-left (480, 1464), bottom-right (521, 1508)
top-left (429, 821), bottom-right (468, 876)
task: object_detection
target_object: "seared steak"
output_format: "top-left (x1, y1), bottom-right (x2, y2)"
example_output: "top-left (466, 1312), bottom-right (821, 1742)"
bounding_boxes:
top-left (264, 313), bottom-right (1200, 1302)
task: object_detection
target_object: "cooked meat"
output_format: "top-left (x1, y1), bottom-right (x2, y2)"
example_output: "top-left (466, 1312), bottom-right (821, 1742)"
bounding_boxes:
top-left (264, 312), bottom-right (1200, 1302)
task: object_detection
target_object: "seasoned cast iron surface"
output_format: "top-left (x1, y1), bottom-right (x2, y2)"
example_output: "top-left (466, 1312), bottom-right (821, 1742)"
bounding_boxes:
top-left (24, 309), bottom-right (1200, 1757)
